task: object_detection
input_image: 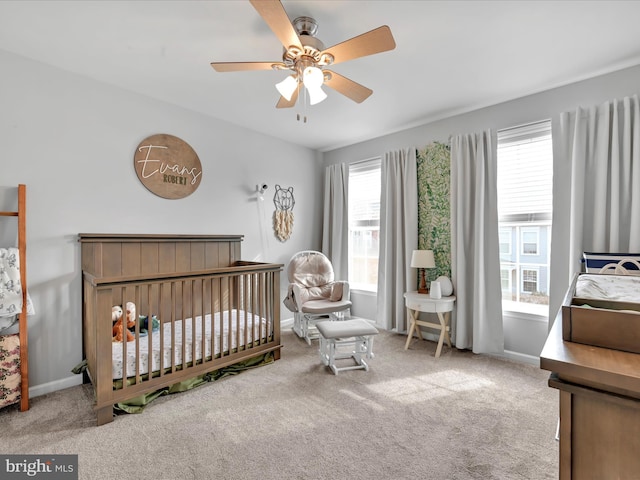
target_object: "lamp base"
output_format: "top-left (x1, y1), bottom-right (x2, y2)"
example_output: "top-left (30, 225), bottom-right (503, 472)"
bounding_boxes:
top-left (418, 269), bottom-right (429, 294)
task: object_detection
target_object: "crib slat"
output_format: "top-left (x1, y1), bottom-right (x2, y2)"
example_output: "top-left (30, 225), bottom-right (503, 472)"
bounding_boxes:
top-left (243, 273), bottom-right (249, 350)
top-left (218, 277), bottom-right (224, 358)
top-left (258, 272), bottom-right (264, 344)
top-left (150, 282), bottom-right (158, 379)
top-left (134, 285), bottom-right (142, 385)
top-left (170, 282), bottom-right (176, 374)
top-left (191, 279), bottom-right (196, 369)
top-left (121, 286), bottom-right (129, 386)
top-left (200, 279), bottom-right (205, 365)
top-left (181, 280), bottom-right (187, 373)
top-left (209, 278), bottom-right (216, 362)
top-left (267, 271), bottom-right (273, 341)
top-left (228, 275), bottom-right (234, 357)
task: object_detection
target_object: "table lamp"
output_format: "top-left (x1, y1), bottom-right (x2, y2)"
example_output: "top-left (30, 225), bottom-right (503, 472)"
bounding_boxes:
top-left (411, 250), bottom-right (435, 294)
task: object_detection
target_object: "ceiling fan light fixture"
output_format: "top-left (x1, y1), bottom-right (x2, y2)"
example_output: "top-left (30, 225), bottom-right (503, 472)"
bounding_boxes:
top-left (306, 85), bottom-right (327, 105)
top-left (211, 3), bottom-right (397, 112)
top-left (302, 66), bottom-right (323, 89)
top-left (275, 75), bottom-right (298, 101)
top-left (302, 66), bottom-right (327, 105)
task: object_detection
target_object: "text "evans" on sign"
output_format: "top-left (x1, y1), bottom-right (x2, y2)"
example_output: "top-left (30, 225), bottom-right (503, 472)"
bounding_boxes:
top-left (134, 134), bottom-right (203, 199)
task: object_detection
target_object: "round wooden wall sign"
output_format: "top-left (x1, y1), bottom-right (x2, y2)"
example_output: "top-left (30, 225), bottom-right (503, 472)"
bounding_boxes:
top-left (133, 134), bottom-right (203, 199)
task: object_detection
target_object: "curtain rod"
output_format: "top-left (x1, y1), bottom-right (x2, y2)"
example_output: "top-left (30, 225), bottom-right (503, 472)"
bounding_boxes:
top-left (349, 156), bottom-right (381, 167)
top-left (498, 118), bottom-right (551, 135)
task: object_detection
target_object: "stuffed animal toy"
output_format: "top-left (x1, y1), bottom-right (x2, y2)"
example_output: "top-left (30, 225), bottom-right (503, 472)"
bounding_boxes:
top-left (139, 314), bottom-right (160, 336)
top-left (112, 305), bottom-right (123, 322)
top-left (112, 302), bottom-right (136, 342)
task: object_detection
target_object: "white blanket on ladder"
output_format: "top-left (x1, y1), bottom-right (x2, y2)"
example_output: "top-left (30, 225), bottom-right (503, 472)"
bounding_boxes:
top-left (0, 248), bottom-right (35, 330)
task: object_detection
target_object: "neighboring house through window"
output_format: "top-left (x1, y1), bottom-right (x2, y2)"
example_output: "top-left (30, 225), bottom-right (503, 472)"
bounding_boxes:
top-left (497, 120), bottom-right (553, 316)
top-left (348, 158), bottom-right (381, 291)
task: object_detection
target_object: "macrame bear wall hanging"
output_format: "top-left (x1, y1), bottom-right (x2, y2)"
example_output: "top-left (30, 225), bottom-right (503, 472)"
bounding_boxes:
top-left (273, 185), bottom-right (295, 242)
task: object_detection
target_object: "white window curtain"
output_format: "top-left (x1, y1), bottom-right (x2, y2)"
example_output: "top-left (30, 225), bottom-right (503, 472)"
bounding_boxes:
top-left (451, 130), bottom-right (504, 353)
top-left (322, 163), bottom-right (349, 279)
top-left (376, 148), bottom-right (418, 332)
top-left (549, 95), bottom-right (640, 321)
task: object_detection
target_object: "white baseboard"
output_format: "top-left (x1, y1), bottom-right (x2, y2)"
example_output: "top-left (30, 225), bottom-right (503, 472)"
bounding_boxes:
top-left (501, 349), bottom-right (539, 366)
top-left (30, 374), bottom-right (83, 399)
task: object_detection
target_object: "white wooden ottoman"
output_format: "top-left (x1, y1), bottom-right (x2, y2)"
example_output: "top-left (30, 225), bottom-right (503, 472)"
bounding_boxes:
top-left (315, 319), bottom-right (379, 374)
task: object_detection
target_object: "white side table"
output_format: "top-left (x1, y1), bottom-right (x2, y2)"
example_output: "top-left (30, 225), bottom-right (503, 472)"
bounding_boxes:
top-left (404, 292), bottom-right (456, 358)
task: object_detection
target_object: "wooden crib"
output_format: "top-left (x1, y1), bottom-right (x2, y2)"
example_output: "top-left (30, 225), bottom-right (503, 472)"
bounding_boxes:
top-left (79, 234), bottom-right (282, 425)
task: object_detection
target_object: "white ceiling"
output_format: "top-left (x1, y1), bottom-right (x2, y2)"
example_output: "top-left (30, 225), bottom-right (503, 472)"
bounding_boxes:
top-left (2, 1), bottom-right (640, 152)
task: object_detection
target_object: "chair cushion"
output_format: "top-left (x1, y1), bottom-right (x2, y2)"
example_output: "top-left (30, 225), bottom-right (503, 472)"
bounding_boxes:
top-left (287, 252), bottom-right (335, 287)
top-left (316, 319), bottom-right (379, 339)
top-left (301, 299), bottom-right (352, 314)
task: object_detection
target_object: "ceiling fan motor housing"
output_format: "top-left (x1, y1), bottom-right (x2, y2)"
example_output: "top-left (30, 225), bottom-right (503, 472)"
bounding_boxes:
top-left (293, 16), bottom-right (318, 36)
top-left (282, 17), bottom-right (334, 68)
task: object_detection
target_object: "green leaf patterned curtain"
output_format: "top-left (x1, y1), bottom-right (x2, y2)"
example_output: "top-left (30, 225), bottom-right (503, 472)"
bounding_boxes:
top-left (417, 142), bottom-right (451, 283)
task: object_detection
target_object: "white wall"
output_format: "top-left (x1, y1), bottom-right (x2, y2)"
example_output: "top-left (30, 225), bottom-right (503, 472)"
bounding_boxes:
top-left (0, 49), bottom-right (323, 395)
top-left (323, 64), bottom-right (640, 359)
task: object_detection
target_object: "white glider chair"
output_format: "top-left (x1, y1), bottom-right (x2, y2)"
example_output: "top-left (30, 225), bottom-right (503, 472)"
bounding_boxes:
top-left (283, 250), bottom-right (352, 344)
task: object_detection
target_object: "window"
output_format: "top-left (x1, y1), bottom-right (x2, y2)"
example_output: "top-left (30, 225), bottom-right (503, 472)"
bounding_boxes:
top-left (521, 268), bottom-right (539, 293)
top-left (499, 228), bottom-right (512, 255)
top-left (500, 268), bottom-right (512, 291)
top-left (348, 159), bottom-right (381, 291)
top-left (521, 228), bottom-right (539, 255)
top-left (497, 120), bottom-right (553, 315)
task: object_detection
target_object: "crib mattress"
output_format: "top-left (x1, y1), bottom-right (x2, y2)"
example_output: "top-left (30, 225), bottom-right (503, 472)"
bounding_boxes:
top-left (562, 273), bottom-right (640, 354)
top-left (112, 309), bottom-right (267, 380)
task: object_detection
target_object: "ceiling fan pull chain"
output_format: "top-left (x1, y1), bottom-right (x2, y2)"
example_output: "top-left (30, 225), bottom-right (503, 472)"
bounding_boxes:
top-left (295, 84), bottom-right (309, 123)
top-left (303, 86), bottom-right (308, 122)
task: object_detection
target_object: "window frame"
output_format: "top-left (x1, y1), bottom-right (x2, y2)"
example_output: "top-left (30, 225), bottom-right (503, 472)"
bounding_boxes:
top-left (347, 158), bottom-right (382, 292)
top-left (497, 119), bottom-right (552, 319)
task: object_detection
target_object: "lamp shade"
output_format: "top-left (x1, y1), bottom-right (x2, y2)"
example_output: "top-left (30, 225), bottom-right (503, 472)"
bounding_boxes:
top-left (303, 66), bottom-right (327, 105)
top-left (275, 75), bottom-right (298, 101)
top-left (303, 66), bottom-right (324, 89)
top-left (410, 250), bottom-right (435, 269)
top-left (306, 85), bottom-right (327, 105)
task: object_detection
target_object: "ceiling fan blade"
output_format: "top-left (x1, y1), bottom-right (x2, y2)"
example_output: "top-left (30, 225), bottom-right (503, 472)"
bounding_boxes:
top-left (322, 25), bottom-right (396, 65)
top-left (250, 0), bottom-right (302, 51)
top-left (324, 70), bottom-right (373, 103)
top-left (211, 61), bottom-right (285, 72)
top-left (276, 83), bottom-right (300, 108)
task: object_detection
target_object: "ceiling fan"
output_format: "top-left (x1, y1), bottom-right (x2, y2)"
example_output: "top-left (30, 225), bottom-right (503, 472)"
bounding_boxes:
top-left (210, 0), bottom-right (396, 111)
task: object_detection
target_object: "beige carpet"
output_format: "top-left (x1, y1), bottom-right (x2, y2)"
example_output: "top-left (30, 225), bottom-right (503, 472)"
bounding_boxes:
top-left (0, 328), bottom-right (558, 480)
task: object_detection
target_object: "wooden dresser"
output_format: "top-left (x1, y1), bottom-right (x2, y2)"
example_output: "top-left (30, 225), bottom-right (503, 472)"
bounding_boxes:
top-left (540, 309), bottom-right (640, 479)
